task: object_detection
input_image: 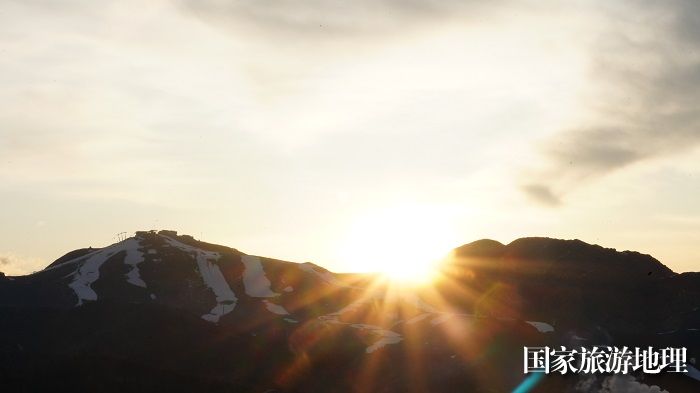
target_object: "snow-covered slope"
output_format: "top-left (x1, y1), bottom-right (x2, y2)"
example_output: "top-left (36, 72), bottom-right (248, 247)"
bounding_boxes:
top-left (1, 230), bottom-right (698, 393)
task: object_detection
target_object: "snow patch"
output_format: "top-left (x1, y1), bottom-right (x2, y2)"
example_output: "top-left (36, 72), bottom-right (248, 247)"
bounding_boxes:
top-left (41, 246), bottom-right (109, 274)
top-left (284, 318), bottom-right (299, 323)
top-left (241, 255), bottom-right (279, 298)
top-left (283, 286), bottom-right (294, 292)
top-left (68, 244), bottom-right (121, 305)
top-left (319, 301), bottom-right (404, 353)
top-left (430, 314), bottom-right (454, 326)
top-left (68, 237), bottom-right (147, 305)
top-left (123, 238), bottom-right (146, 288)
top-left (526, 321), bottom-right (555, 333)
top-left (657, 329), bottom-right (680, 335)
top-left (350, 323), bottom-right (404, 353)
top-left (195, 255), bottom-right (238, 322)
top-left (161, 235), bottom-right (238, 323)
top-left (322, 299), bottom-right (369, 320)
top-left (405, 313), bottom-right (432, 325)
top-left (263, 300), bottom-right (290, 315)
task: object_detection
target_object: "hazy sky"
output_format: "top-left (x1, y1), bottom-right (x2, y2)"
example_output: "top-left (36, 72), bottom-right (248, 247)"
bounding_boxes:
top-left (1, 0), bottom-right (699, 275)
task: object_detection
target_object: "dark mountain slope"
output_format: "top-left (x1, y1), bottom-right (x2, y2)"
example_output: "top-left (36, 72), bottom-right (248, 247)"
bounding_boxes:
top-left (0, 231), bottom-right (697, 392)
top-left (444, 237), bottom-right (694, 332)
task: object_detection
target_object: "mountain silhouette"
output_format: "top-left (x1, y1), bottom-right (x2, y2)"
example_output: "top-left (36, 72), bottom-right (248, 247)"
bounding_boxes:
top-left (0, 230), bottom-right (698, 392)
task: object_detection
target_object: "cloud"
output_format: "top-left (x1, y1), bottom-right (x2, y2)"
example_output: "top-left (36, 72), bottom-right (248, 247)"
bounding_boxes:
top-left (523, 0), bottom-right (700, 206)
top-left (0, 252), bottom-right (45, 275)
top-left (176, 0), bottom-right (486, 36)
top-left (521, 184), bottom-right (562, 206)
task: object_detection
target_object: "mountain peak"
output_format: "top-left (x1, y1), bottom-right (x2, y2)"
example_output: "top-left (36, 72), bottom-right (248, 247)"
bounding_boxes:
top-left (453, 239), bottom-right (505, 257)
top-left (1, 231), bottom-right (698, 392)
top-left (451, 236), bottom-right (675, 277)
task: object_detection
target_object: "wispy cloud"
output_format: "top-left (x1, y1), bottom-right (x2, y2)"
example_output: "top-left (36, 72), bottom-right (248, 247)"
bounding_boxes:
top-left (176, 0), bottom-right (488, 36)
top-left (2, 0), bottom-right (699, 274)
top-left (0, 252), bottom-right (45, 276)
top-left (523, 0), bottom-right (700, 206)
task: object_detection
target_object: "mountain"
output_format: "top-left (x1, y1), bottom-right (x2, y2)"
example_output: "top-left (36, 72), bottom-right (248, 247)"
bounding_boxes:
top-left (0, 230), bottom-right (698, 392)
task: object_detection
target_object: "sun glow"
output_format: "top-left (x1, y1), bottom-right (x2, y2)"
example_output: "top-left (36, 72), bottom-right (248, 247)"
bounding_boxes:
top-left (336, 204), bottom-right (459, 285)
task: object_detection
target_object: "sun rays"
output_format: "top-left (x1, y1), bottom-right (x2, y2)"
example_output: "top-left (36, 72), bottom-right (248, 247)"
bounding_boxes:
top-left (335, 204), bottom-right (459, 285)
top-left (269, 251), bottom-right (520, 391)
top-left (258, 245), bottom-right (546, 393)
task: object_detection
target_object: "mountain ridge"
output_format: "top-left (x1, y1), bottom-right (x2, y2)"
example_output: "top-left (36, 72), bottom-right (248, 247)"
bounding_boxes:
top-left (0, 230), bottom-right (698, 392)
top-left (33, 234), bottom-right (681, 277)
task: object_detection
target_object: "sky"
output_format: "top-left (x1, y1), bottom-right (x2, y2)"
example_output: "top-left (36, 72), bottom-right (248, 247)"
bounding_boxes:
top-left (1, 0), bottom-right (699, 275)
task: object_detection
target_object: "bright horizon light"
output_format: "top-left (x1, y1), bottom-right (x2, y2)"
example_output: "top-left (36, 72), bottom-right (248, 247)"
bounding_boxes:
top-left (1, 0), bottom-right (700, 276)
top-left (335, 204), bottom-right (459, 285)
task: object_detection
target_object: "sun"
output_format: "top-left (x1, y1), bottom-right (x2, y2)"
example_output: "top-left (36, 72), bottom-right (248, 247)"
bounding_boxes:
top-left (336, 204), bottom-right (458, 285)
